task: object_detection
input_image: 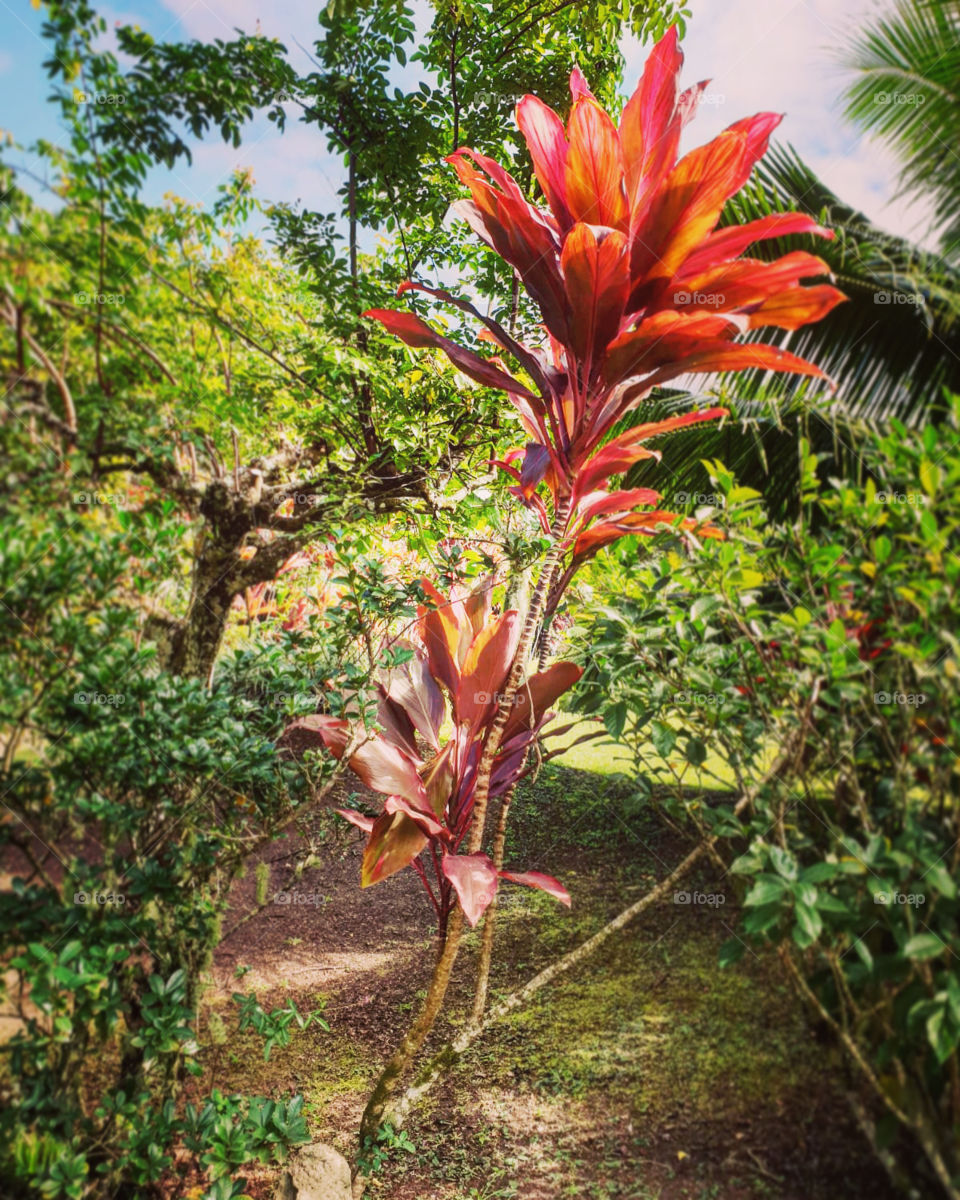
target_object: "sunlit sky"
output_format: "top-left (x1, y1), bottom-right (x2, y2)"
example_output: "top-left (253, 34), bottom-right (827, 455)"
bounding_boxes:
top-left (0, 0), bottom-right (936, 248)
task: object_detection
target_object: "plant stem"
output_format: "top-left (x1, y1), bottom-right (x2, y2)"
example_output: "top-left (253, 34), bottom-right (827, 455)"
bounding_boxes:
top-left (358, 907), bottom-right (464, 1150)
top-left (469, 778), bottom-right (519, 1026)
top-left (466, 498), bottom-right (571, 856)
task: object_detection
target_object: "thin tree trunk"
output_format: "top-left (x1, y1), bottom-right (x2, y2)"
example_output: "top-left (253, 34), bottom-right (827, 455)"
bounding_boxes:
top-left (467, 498), bottom-right (570, 855)
top-left (358, 908), bottom-right (464, 1147)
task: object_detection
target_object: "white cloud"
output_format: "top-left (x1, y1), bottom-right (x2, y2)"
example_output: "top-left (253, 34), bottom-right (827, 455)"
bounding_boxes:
top-left (155, 0), bottom-right (321, 46)
top-left (623, 0), bottom-right (938, 247)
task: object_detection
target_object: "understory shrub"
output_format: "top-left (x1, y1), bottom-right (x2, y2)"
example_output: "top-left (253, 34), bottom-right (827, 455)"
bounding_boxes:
top-left (575, 402), bottom-right (960, 1196)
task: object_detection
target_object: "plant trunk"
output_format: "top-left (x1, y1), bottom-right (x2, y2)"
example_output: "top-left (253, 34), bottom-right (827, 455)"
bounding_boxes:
top-left (358, 907), bottom-right (464, 1149)
top-left (467, 498), bottom-right (570, 855)
top-left (166, 532), bottom-right (240, 682)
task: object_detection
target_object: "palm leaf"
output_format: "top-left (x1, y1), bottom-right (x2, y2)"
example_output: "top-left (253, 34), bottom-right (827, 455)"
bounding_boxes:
top-left (840, 0), bottom-right (960, 262)
top-left (715, 144), bottom-right (960, 424)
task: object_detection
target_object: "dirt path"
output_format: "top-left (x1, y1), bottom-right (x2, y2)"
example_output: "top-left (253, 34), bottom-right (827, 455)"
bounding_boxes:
top-left (204, 764), bottom-right (901, 1200)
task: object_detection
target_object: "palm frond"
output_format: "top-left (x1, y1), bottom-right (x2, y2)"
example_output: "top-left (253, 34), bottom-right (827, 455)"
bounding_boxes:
top-left (841, 0), bottom-right (960, 261)
top-left (717, 144), bottom-right (960, 424)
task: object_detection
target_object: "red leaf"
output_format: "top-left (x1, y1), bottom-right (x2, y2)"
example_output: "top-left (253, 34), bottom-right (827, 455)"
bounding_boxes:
top-left (502, 661), bottom-right (583, 742)
top-left (602, 310), bottom-right (739, 390)
top-left (680, 212), bottom-right (835, 276)
top-left (381, 644), bottom-right (444, 751)
top-left (561, 223), bottom-right (630, 376)
top-left (745, 284), bottom-right (847, 331)
top-left (641, 341), bottom-right (829, 392)
top-left (630, 130), bottom-right (749, 290)
top-left (362, 811), bottom-right (428, 887)
top-left (575, 407), bottom-right (728, 496)
top-left (499, 870), bottom-right (571, 907)
top-left (349, 736), bottom-right (429, 808)
top-left (519, 442), bottom-right (552, 498)
top-left (516, 93), bottom-right (571, 229)
top-left (442, 853), bottom-right (499, 926)
top-left (575, 487), bottom-right (662, 527)
top-left (364, 308), bottom-right (538, 399)
top-left (564, 98), bottom-right (628, 230)
top-left (619, 25), bottom-right (684, 219)
top-left (418, 583), bottom-right (462, 700)
top-left (457, 610), bottom-right (520, 728)
top-left (397, 280), bottom-right (560, 402)
top-left (383, 794), bottom-right (446, 839)
top-left (335, 808), bottom-right (375, 833)
top-left (282, 714), bottom-right (350, 757)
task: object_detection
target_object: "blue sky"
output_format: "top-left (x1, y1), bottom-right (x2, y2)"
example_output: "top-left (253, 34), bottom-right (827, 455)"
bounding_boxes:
top-left (0, 0), bottom-right (935, 247)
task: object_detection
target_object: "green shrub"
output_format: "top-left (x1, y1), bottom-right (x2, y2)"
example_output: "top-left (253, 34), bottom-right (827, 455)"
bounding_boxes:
top-left (574, 400), bottom-right (960, 1196)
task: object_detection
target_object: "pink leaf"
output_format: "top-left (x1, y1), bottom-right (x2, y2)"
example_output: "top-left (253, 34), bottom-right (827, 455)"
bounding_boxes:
top-left (335, 808), bottom-right (375, 833)
top-left (499, 870), bottom-right (571, 907)
top-left (441, 853), bottom-right (499, 926)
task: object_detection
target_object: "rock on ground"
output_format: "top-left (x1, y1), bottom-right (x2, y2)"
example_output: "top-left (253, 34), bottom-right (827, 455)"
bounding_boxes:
top-left (272, 1142), bottom-right (352, 1200)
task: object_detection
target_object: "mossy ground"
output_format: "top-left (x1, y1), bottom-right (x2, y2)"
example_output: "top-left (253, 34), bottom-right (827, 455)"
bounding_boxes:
top-left (202, 742), bottom-right (898, 1200)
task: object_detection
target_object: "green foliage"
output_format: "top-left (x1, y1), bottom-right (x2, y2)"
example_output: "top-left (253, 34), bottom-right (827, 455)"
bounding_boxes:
top-left (573, 402), bottom-right (960, 1192)
top-left (232, 994), bottom-right (330, 1062)
top-left (357, 1122), bottom-right (417, 1177)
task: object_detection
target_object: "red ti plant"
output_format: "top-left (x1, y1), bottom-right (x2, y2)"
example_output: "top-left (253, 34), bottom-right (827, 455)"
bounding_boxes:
top-left (365, 21), bottom-right (845, 904)
top-left (288, 578), bottom-right (579, 937)
top-left (367, 25), bottom-right (845, 569)
top-left (347, 27), bottom-right (845, 1141)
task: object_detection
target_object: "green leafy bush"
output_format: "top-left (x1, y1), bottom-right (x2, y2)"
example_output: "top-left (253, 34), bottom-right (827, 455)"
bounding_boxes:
top-left (574, 401), bottom-right (960, 1195)
top-left (0, 489), bottom-right (331, 1196)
